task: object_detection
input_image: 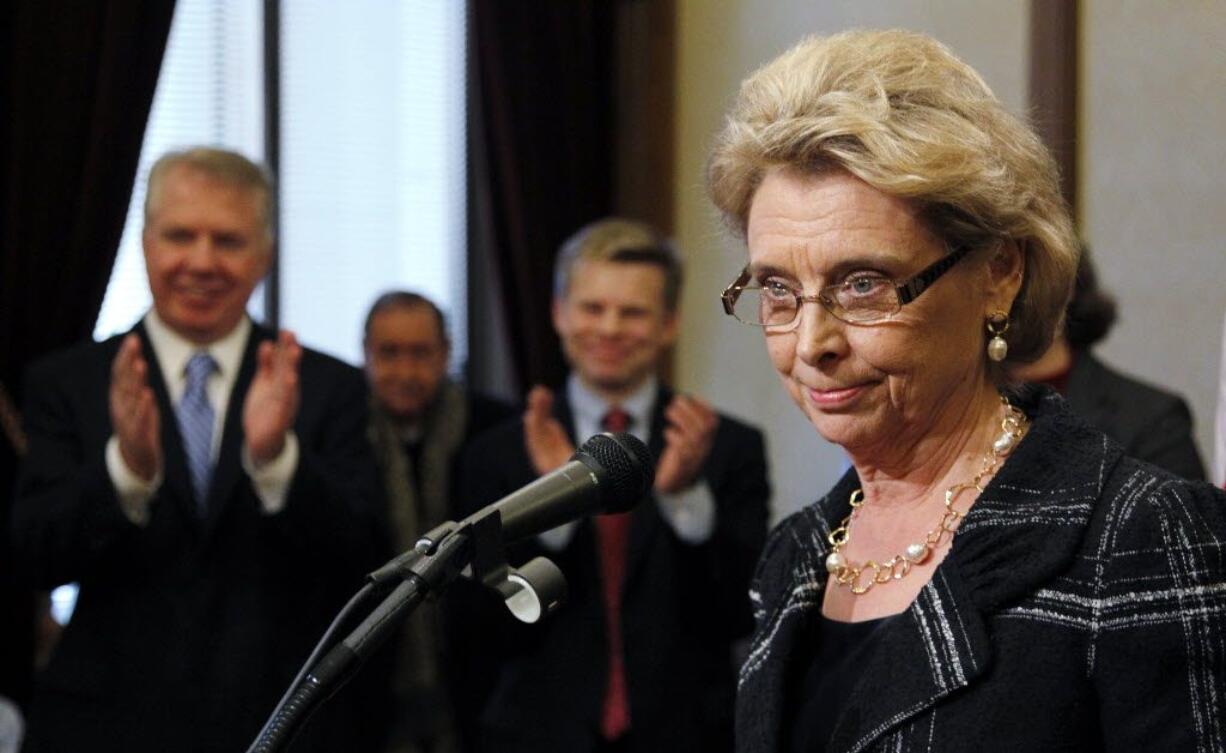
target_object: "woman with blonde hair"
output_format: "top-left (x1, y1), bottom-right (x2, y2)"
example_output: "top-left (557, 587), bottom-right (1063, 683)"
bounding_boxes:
top-left (709, 29), bottom-right (1226, 752)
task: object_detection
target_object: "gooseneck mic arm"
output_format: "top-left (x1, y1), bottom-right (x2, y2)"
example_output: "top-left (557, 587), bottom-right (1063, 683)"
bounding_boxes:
top-left (245, 432), bottom-right (654, 753)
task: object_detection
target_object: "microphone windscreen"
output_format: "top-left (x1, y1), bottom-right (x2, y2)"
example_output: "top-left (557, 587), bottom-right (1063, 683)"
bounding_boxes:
top-left (575, 432), bottom-right (655, 513)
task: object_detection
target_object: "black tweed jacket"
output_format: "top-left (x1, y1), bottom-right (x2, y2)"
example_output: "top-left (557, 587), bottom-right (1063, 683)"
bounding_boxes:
top-left (737, 387), bottom-right (1226, 752)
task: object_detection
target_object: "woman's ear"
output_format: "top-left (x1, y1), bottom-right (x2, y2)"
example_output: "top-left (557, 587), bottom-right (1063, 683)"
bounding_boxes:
top-left (987, 240), bottom-right (1025, 312)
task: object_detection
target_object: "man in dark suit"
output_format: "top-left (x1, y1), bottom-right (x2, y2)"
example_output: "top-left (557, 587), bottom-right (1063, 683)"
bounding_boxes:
top-left (362, 290), bottom-right (515, 753)
top-left (461, 218), bottom-right (771, 753)
top-left (11, 147), bottom-right (385, 752)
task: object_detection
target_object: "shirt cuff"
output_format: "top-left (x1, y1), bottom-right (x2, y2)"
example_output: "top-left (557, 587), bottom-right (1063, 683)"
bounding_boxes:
top-left (537, 521), bottom-right (579, 551)
top-left (106, 435), bottom-right (163, 526)
top-left (656, 480), bottom-right (716, 543)
top-left (242, 432), bottom-right (299, 515)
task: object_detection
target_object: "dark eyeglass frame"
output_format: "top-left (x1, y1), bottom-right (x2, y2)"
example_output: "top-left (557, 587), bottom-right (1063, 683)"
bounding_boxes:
top-left (721, 244), bottom-right (973, 327)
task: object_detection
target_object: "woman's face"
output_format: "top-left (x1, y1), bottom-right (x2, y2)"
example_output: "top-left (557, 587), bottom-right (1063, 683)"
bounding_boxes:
top-left (745, 168), bottom-right (1017, 455)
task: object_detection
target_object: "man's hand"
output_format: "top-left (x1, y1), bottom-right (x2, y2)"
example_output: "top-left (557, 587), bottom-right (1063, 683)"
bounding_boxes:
top-left (244, 330), bottom-right (302, 465)
top-left (110, 334), bottom-right (161, 481)
top-left (654, 394), bottom-right (718, 494)
top-left (523, 385), bottom-right (574, 476)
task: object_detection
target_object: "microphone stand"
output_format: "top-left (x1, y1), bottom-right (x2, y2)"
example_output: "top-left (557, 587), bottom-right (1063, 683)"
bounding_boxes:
top-left (246, 509), bottom-right (567, 753)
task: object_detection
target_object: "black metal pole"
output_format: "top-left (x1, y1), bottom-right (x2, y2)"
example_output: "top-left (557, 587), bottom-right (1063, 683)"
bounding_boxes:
top-left (262, 0), bottom-right (281, 327)
top-left (245, 530), bottom-right (472, 753)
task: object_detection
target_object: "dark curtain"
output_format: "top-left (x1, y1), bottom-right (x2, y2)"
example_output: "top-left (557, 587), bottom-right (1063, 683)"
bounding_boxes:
top-left (1029, 0), bottom-right (1079, 215)
top-left (468, 0), bottom-right (618, 393)
top-left (0, 0), bottom-right (175, 709)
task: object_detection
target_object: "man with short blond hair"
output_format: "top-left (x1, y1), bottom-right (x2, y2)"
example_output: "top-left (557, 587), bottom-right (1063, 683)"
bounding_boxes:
top-left (13, 147), bottom-right (384, 753)
top-left (462, 217), bottom-right (771, 753)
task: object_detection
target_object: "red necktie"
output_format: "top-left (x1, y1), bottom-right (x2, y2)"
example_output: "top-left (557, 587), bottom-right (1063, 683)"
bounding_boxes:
top-left (597, 408), bottom-right (632, 739)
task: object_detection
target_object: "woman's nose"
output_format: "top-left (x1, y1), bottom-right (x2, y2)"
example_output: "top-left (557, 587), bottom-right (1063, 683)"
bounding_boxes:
top-left (793, 299), bottom-right (847, 365)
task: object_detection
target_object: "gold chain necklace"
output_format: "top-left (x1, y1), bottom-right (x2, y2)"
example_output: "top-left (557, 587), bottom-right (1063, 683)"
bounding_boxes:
top-left (825, 398), bottom-right (1028, 595)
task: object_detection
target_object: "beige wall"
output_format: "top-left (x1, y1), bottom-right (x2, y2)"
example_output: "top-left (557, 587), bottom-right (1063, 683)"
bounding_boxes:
top-left (672, 2), bottom-right (1029, 521)
top-left (1081, 0), bottom-right (1226, 466)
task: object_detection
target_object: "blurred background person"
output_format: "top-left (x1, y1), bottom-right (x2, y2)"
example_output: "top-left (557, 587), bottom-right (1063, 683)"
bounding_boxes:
top-left (462, 218), bottom-right (771, 753)
top-left (11, 147), bottom-right (385, 753)
top-left (708, 29), bottom-right (1226, 752)
top-left (1010, 247), bottom-right (1206, 479)
top-left (363, 290), bottom-right (515, 753)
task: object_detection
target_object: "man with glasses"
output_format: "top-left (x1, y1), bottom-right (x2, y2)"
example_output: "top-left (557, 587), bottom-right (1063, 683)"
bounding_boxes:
top-left (460, 218), bottom-right (771, 753)
top-left (362, 290), bottom-right (515, 753)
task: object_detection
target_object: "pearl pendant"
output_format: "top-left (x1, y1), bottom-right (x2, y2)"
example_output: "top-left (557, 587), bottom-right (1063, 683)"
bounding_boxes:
top-left (826, 551), bottom-right (846, 573)
top-left (987, 335), bottom-right (1008, 362)
top-left (903, 542), bottom-right (929, 563)
top-left (993, 431), bottom-right (1017, 455)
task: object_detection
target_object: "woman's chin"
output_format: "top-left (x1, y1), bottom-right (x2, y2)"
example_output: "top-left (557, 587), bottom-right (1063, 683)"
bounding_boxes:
top-left (805, 411), bottom-right (881, 453)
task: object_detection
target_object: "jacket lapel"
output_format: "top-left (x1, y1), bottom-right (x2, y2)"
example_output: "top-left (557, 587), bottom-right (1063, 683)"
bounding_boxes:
top-left (740, 388), bottom-right (1107, 753)
top-left (559, 383), bottom-right (670, 593)
top-left (831, 393), bottom-right (1107, 750)
top-left (623, 385), bottom-right (671, 588)
top-left (737, 483), bottom-right (994, 753)
top-left (202, 324), bottom-right (264, 530)
top-left (827, 561), bottom-right (992, 753)
top-left (737, 494), bottom-right (840, 753)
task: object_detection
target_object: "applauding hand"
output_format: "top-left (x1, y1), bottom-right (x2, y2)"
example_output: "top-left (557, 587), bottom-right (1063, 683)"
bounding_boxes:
top-left (654, 394), bottom-right (718, 494)
top-left (523, 385), bottom-right (575, 476)
top-left (243, 330), bottom-right (302, 465)
top-left (110, 334), bottom-right (162, 480)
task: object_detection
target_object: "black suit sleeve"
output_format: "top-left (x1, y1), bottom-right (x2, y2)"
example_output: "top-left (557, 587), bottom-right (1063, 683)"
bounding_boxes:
top-left (673, 419), bottom-right (771, 639)
top-left (1065, 353), bottom-right (1207, 482)
top-left (1127, 396), bottom-right (1207, 481)
top-left (12, 343), bottom-right (143, 588)
top-left (259, 354), bottom-right (387, 571)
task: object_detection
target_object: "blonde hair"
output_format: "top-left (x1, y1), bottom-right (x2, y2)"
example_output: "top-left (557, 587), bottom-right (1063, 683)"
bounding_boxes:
top-left (554, 217), bottom-right (683, 312)
top-left (145, 147), bottom-right (274, 240)
top-left (707, 29), bottom-right (1078, 366)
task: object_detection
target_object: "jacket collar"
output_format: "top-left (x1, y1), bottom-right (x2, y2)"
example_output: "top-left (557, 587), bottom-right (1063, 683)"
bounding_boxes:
top-left (204, 323), bottom-right (268, 529)
top-left (738, 386), bottom-right (1118, 753)
top-left (556, 379), bottom-right (674, 589)
top-left (135, 320), bottom-right (268, 533)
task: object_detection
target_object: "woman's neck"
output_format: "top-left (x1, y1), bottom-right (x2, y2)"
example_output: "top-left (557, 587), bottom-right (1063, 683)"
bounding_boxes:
top-left (847, 384), bottom-right (1006, 512)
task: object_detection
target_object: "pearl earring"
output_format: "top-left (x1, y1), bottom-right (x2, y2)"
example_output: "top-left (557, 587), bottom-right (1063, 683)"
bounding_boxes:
top-left (986, 312), bottom-right (1009, 362)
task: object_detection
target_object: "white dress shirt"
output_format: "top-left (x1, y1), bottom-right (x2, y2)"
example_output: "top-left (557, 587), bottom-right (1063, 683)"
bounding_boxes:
top-left (106, 311), bottom-right (299, 524)
top-left (537, 374), bottom-right (716, 550)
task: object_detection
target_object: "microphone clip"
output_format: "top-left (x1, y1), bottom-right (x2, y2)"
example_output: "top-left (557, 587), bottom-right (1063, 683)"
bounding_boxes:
top-left (367, 511), bottom-right (567, 624)
top-left (462, 508), bottom-right (567, 624)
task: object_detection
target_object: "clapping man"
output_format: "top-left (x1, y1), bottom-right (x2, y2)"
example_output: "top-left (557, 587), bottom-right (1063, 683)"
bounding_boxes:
top-left (461, 218), bottom-right (771, 753)
top-left (12, 147), bottom-right (384, 753)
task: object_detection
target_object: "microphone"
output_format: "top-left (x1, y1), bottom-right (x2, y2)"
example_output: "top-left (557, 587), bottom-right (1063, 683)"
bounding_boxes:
top-left (462, 432), bottom-right (655, 543)
top-left (367, 433), bottom-right (653, 588)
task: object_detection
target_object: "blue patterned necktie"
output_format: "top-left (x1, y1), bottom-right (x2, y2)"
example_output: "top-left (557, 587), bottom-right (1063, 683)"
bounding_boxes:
top-left (178, 352), bottom-right (217, 516)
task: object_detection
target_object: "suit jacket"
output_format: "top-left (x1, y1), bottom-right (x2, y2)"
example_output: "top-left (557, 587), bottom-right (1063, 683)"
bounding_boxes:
top-left (1064, 350), bottom-right (1206, 480)
top-left (458, 384), bottom-right (771, 753)
top-left (738, 386), bottom-right (1226, 753)
top-left (11, 322), bottom-right (386, 753)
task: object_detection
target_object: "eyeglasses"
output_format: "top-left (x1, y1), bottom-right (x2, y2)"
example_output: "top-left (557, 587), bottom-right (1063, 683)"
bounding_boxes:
top-left (721, 244), bottom-right (972, 328)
